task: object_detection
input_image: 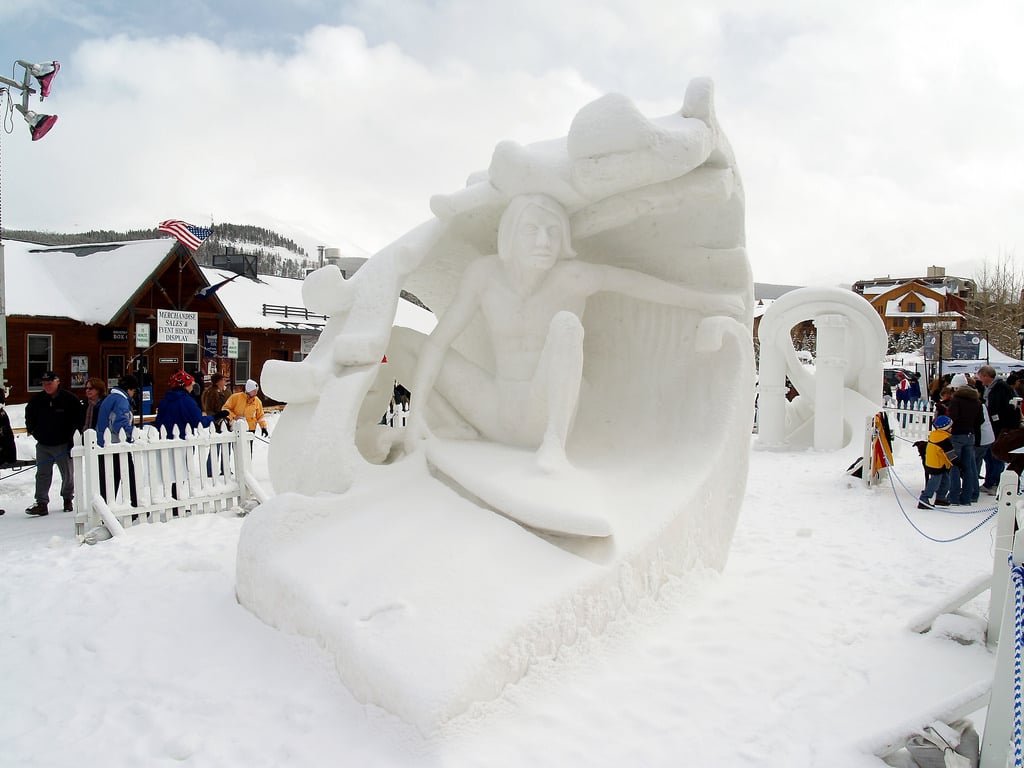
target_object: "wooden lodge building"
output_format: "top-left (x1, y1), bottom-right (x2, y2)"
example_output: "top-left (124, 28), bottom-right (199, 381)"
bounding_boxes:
top-left (1, 237), bottom-right (331, 409)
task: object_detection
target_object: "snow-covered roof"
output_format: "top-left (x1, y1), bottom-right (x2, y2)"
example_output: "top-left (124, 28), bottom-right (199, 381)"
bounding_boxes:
top-left (3, 237), bottom-right (175, 324)
top-left (199, 266), bottom-right (436, 335)
top-left (2, 237), bottom-right (435, 335)
top-left (863, 280), bottom-right (949, 299)
top-left (884, 292), bottom-right (941, 316)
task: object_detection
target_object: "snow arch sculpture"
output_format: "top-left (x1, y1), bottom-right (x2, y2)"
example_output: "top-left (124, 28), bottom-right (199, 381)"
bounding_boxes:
top-left (757, 287), bottom-right (887, 450)
top-left (238, 78), bottom-right (755, 731)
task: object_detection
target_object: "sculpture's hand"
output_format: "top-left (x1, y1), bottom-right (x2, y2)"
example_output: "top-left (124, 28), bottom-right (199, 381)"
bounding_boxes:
top-left (303, 265), bottom-right (356, 316)
top-left (697, 292), bottom-right (745, 318)
top-left (333, 334), bottom-right (385, 367)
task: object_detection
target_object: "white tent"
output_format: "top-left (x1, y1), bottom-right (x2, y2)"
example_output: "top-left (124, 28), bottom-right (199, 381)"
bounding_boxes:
top-left (936, 339), bottom-right (1024, 376)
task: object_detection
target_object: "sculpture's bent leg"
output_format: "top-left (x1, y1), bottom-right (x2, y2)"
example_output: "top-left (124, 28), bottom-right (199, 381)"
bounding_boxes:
top-left (536, 310), bottom-right (585, 473)
top-left (431, 347), bottom-right (500, 440)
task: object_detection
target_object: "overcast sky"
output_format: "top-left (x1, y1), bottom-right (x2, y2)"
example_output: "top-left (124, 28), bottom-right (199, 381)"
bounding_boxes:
top-left (0, 0), bottom-right (1021, 286)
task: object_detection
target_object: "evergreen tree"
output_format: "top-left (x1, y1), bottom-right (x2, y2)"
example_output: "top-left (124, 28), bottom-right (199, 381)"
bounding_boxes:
top-left (895, 327), bottom-right (921, 354)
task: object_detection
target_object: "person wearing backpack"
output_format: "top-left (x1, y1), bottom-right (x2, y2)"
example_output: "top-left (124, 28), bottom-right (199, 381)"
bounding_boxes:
top-left (918, 415), bottom-right (957, 509)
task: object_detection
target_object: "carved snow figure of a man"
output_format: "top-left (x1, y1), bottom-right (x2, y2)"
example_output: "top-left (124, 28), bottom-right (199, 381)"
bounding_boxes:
top-left (407, 192), bottom-right (743, 471)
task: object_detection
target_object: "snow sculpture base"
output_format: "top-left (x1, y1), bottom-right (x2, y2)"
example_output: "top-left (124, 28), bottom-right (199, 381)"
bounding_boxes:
top-left (236, 445), bottom-right (745, 731)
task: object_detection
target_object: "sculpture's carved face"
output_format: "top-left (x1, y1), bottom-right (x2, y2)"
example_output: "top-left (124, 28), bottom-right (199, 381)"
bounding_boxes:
top-left (508, 205), bottom-right (565, 271)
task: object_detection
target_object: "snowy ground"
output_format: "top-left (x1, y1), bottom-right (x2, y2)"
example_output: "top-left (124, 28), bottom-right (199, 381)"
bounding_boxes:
top-left (0, 407), bottom-right (1001, 767)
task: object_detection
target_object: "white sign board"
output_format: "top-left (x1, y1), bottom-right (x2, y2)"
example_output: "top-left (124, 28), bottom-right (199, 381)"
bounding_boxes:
top-left (226, 336), bottom-right (239, 359)
top-left (156, 309), bottom-right (198, 345)
top-left (300, 334), bottom-right (318, 355)
top-left (136, 322), bottom-right (150, 347)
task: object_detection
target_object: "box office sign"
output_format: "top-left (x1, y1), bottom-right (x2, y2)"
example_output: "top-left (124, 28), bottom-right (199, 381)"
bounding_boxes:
top-left (156, 309), bottom-right (198, 345)
top-left (98, 327), bottom-right (129, 342)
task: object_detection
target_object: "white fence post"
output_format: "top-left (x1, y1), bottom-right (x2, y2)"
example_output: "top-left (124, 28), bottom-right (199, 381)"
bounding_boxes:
top-left (988, 472), bottom-right (1021, 649)
top-left (232, 419), bottom-right (252, 502)
top-left (980, 497), bottom-right (1024, 768)
top-left (863, 415), bottom-right (874, 487)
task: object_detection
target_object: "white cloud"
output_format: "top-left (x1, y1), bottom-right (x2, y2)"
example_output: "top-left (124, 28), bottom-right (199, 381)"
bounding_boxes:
top-left (1, 1), bottom-right (1022, 285)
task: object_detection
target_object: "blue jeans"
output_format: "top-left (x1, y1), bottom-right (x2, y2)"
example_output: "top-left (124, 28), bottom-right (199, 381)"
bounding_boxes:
top-left (979, 443), bottom-right (1005, 489)
top-left (920, 470), bottom-right (950, 504)
top-left (947, 434), bottom-right (979, 504)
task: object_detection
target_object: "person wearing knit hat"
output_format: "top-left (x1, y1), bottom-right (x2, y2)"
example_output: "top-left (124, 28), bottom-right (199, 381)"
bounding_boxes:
top-left (224, 378), bottom-right (269, 437)
top-left (945, 371), bottom-right (984, 505)
top-left (152, 370), bottom-right (216, 439)
top-left (918, 414), bottom-right (956, 509)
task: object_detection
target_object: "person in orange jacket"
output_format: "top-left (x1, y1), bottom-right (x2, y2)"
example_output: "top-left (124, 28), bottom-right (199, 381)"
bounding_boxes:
top-left (223, 379), bottom-right (269, 437)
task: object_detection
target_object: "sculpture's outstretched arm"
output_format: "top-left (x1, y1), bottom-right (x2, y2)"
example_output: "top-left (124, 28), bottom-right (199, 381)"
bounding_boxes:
top-left (580, 263), bottom-right (745, 317)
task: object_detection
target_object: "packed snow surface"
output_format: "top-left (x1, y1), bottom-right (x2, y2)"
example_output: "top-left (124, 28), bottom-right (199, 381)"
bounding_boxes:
top-left (0, 408), bottom-right (998, 767)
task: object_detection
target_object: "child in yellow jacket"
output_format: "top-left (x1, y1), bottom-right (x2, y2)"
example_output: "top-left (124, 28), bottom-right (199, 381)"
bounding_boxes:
top-left (918, 415), bottom-right (956, 509)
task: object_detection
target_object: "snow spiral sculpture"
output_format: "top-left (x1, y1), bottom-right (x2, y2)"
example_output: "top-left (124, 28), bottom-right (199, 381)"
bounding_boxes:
top-left (757, 286), bottom-right (887, 450)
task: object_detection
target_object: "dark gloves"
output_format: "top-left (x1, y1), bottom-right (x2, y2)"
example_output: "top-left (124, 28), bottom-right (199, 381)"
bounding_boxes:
top-left (260, 426), bottom-right (269, 437)
top-left (212, 410), bottom-right (230, 433)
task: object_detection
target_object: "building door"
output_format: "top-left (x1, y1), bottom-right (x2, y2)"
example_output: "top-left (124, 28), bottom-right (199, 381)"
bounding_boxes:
top-left (104, 351), bottom-right (126, 389)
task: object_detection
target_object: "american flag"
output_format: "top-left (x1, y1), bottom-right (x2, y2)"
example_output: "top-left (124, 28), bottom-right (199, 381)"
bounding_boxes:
top-left (158, 219), bottom-right (213, 252)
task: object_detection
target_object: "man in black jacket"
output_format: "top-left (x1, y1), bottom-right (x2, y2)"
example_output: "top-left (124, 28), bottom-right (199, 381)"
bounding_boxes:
top-left (24, 371), bottom-right (84, 516)
top-left (977, 365), bottom-right (1021, 494)
top-left (946, 374), bottom-right (984, 506)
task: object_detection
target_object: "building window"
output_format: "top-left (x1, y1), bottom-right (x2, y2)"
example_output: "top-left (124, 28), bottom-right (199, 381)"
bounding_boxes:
top-left (27, 334), bottom-right (53, 389)
top-left (905, 301), bottom-right (918, 312)
top-left (183, 343), bottom-right (200, 375)
top-left (235, 340), bottom-right (251, 384)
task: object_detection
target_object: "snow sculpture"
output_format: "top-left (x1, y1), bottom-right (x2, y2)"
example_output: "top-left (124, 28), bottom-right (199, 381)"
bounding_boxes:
top-left (238, 78), bottom-right (755, 731)
top-left (756, 287), bottom-right (887, 450)
top-left (407, 192), bottom-right (743, 477)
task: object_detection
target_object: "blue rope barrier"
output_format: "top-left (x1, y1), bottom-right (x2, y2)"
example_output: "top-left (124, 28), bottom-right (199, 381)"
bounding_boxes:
top-left (882, 460), bottom-right (999, 543)
top-left (1013, 557), bottom-right (1024, 768)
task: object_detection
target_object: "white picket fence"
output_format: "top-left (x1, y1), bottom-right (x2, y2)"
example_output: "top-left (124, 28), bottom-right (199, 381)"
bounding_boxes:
top-left (382, 401), bottom-right (409, 428)
top-left (884, 400), bottom-right (935, 445)
top-left (70, 420), bottom-right (263, 536)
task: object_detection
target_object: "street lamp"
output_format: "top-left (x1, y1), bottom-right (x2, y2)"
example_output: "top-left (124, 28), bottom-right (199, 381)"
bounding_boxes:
top-left (1, 60), bottom-right (59, 139)
top-left (0, 58), bottom-right (61, 387)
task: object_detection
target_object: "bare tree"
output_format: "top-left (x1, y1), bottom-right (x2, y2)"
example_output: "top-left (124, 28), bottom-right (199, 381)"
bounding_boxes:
top-left (965, 250), bottom-right (1024, 358)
